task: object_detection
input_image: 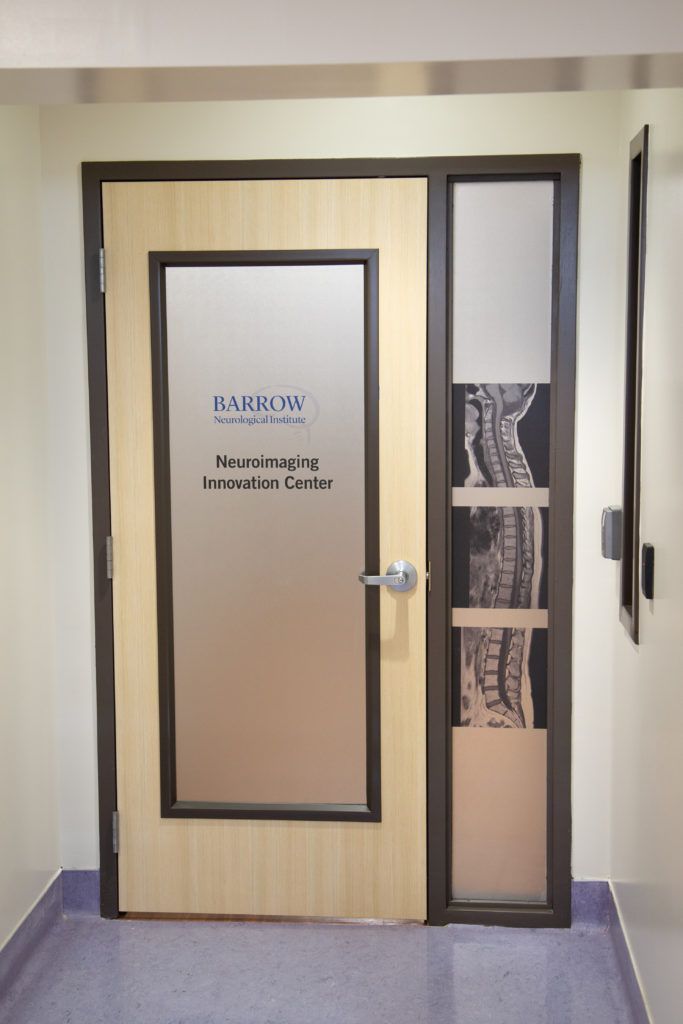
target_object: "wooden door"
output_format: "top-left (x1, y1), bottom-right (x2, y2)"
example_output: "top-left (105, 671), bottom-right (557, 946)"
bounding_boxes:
top-left (103, 177), bottom-right (427, 919)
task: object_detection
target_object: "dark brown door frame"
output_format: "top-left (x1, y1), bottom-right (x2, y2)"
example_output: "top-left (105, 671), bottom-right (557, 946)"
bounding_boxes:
top-left (82, 154), bottom-right (579, 925)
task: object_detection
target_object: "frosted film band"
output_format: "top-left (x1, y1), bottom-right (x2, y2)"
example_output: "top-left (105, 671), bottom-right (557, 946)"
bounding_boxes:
top-left (452, 609), bottom-right (549, 629)
top-left (452, 486), bottom-right (549, 507)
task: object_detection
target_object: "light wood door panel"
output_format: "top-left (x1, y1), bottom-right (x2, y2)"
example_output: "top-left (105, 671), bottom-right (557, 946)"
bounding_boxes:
top-left (103, 178), bottom-right (427, 919)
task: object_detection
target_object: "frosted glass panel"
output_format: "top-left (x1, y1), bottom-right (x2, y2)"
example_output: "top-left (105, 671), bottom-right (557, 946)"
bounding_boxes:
top-left (451, 180), bottom-right (553, 902)
top-left (452, 730), bottom-right (547, 901)
top-left (160, 260), bottom-right (373, 811)
top-left (452, 181), bottom-right (553, 385)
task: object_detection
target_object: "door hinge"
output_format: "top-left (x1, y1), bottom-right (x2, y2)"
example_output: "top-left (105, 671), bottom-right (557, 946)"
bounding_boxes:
top-left (112, 810), bottom-right (120, 854)
top-left (98, 248), bottom-right (106, 294)
top-left (105, 535), bottom-right (113, 580)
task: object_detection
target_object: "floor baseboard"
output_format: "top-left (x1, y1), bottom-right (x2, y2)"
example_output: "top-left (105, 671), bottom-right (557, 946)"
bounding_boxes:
top-left (62, 870), bottom-right (100, 915)
top-left (607, 885), bottom-right (651, 1024)
top-left (0, 874), bottom-right (63, 996)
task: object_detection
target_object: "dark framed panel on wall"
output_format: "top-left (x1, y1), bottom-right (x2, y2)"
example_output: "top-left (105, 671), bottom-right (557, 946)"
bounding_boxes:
top-left (620, 126), bottom-right (649, 644)
top-left (82, 155), bottom-right (578, 923)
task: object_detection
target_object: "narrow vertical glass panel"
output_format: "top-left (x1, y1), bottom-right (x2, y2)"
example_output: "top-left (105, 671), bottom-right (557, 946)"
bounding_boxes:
top-left (451, 180), bottom-right (553, 902)
top-left (157, 258), bottom-right (377, 816)
top-left (452, 181), bottom-right (553, 385)
top-left (452, 729), bottom-right (547, 901)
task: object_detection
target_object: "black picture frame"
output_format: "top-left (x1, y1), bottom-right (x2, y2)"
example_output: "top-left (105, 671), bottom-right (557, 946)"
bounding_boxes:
top-left (620, 126), bottom-right (649, 644)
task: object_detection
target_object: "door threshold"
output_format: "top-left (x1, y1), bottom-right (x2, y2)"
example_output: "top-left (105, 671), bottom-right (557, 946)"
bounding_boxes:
top-left (120, 912), bottom-right (425, 926)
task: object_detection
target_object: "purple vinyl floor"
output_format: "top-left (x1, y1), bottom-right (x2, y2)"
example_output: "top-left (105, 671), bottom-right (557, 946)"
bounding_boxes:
top-left (1, 901), bottom-right (639, 1024)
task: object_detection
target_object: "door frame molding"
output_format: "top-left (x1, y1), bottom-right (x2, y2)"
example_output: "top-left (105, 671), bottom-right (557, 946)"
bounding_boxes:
top-left (82, 155), bottom-right (579, 925)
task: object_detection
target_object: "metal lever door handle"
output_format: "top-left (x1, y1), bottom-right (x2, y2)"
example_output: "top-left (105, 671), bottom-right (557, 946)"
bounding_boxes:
top-left (358, 560), bottom-right (418, 593)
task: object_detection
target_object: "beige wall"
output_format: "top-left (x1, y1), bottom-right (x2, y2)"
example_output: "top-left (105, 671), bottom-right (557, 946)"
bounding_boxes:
top-left (38, 90), bottom-right (627, 878)
top-left (5, 91), bottom-right (683, 1018)
top-left (1, 74), bottom-right (681, 1022)
top-left (1, 82), bottom-right (681, 1018)
top-left (610, 89), bottom-right (683, 1024)
top-left (0, 106), bottom-right (61, 951)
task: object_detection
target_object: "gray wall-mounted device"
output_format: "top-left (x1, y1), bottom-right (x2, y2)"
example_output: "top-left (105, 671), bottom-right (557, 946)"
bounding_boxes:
top-left (601, 506), bottom-right (622, 560)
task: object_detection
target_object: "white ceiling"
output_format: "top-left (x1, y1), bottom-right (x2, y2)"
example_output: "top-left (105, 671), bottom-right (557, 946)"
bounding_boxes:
top-left (1, 0), bottom-right (682, 69)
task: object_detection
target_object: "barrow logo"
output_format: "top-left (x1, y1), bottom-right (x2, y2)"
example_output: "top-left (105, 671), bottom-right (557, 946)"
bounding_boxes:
top-left (213, 393), bottom-right (306, 413)
top-left (212, 385), bottom-right (320, 439)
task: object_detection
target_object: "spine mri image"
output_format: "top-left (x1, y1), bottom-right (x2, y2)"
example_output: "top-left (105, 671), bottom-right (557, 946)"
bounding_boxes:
top-left (452, 383), bottom-right (550, 729)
